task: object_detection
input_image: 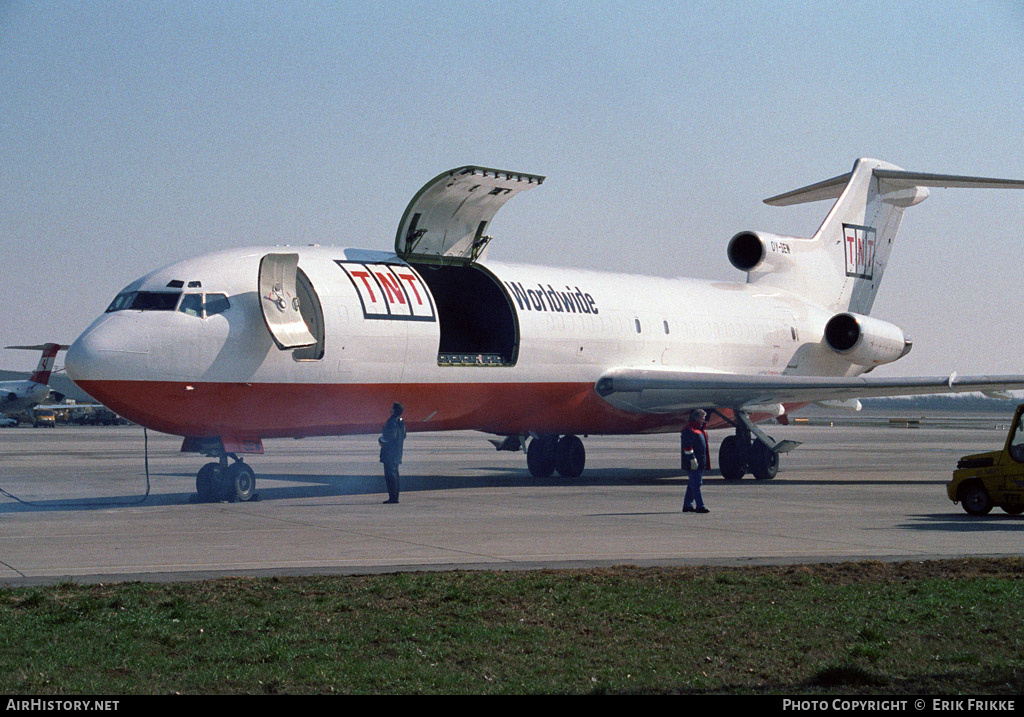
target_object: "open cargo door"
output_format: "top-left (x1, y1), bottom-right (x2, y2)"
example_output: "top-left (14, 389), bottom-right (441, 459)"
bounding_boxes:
top-left (259, 253), bottom-right (317, 349)
top-left (395, 166), bottom-right (544, 264)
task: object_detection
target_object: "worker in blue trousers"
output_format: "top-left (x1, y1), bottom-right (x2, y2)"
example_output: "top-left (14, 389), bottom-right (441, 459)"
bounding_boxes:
top-left (681, 408), bottom-right (710, 514)
top-left (379, 402), bottom-right (406, 504)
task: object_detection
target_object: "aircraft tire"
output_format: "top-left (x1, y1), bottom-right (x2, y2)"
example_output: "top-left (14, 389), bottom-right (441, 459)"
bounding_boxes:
top-left (527, 436), bottom-right (557, 478)
top-left (749, 441), bottom-right (779, 480)
top-left (196, 462), bottom-right (222, 502)
top-left (1002, 504), bottom-right (1024, 515)
top-left (718, 435), bottom-right (747, 481)
top-left (554, 435), bottom-right (586, 478)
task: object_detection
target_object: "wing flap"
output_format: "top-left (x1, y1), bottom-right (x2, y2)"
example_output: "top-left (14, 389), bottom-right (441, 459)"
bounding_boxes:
top-left (595, 368), bottom-right (1024, 415)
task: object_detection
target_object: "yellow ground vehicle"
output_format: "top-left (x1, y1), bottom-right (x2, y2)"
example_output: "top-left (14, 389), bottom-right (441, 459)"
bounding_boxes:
top-left (32, 410), bottom-right (56, 428)
top-left (948, 403), bottom-right (1024, 516)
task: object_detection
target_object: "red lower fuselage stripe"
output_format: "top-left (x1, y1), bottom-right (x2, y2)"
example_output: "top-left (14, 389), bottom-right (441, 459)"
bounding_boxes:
top-left (75, 379), bottom-right (737, 439)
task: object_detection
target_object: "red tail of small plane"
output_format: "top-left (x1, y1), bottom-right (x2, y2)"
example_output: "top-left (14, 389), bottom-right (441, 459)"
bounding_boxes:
top-left (5, 343), bottom-right (69, 386)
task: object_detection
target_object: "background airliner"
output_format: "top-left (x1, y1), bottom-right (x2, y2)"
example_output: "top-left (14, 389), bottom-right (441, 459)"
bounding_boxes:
top-left (65, 158), bottom-right (1024, 502)
top-left (1, 344), bottom-right (68, 419)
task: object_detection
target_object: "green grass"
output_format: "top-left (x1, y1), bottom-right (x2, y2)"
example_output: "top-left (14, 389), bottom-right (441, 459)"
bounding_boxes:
top-left (2, 559), bottom-right (1023, 694)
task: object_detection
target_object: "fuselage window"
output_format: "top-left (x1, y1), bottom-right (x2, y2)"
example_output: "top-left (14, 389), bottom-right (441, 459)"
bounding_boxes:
top-left (106, 291), bottom-right (182, 313)
top-left (663, 320), bottom-right (670, 335)
top-left (634, 319), bottom-right (642, 334)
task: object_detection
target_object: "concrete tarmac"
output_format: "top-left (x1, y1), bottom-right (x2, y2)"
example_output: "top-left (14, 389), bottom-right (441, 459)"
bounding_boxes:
top-left (1, 414), bottom-right (1021, 586)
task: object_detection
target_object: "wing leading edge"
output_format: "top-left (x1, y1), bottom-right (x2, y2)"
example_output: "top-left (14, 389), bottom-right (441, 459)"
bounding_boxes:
top-left (594, 369), bottom-right (1024, 415)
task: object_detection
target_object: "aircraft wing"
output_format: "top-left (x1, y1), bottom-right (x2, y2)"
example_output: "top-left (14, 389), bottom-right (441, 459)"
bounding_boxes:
top-left (37, 403), bottom-right (105, 410)
top-left (594, 368), bottom-right (1024, 415)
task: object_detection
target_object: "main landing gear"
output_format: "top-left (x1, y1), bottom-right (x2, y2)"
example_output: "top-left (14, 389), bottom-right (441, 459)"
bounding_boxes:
top-left (490, 433), bottom-right (587, 478)
top-left (195, 453), bottom-right (260, 503)
top-left (527, 434), bottom-right (586, 478)
top-left (713, 410), bottom-right (800, 481)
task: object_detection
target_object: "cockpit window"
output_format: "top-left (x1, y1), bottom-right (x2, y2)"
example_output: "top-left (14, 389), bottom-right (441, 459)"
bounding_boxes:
top-left (205, 294), bottom-right (230, 316)
top-left (106, 291), bottom-right (181, 313)
top-left (178, 294), bottom-right (203, 317)
top-left (175, 293), bottom-right (230, 318)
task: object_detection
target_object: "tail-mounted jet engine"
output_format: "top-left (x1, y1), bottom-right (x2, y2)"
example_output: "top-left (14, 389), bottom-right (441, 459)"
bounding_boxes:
top-left (824, 312), bottom-right (912, 367)
top-left (727, 231), bottom-right (798, 275)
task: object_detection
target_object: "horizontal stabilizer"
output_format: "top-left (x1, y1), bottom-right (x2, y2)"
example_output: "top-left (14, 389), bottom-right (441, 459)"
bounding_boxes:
top-left (5, 344), bottom-right (70, 351)
top-left (763, 172), bottom-right (852, 206)
top-left (873, 169), bottom-right (1024, 190)
top-left (764, 166), bottom-right (1024, 206)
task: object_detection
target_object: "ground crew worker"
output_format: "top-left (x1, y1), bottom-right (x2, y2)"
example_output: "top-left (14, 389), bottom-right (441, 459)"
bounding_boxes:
top-left (378, 402), bottom-right (406, 504)
top-left (681, 408), bottom-right (710, 513)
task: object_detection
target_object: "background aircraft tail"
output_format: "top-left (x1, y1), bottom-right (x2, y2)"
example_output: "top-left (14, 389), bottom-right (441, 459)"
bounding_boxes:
top-left (730, 158), bottom-right (1024, 315)
top-left (5, 343), bottom-right (69, 386)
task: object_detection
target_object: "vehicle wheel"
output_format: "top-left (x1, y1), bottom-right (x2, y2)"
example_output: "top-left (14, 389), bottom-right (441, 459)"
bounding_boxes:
top-left (226, 462), bottom-right (257, 502)
top-left (1002, 504), bottom-right (1024, 515)
top-left (960, 482), bottom-right (993, 516)
top-left (196, 462), bottom-right (223, 502)
top-left (554, 435), bottom-right (586, 478)
top-left (718, 435), bottom-right (747, 481)
top-left (749, 441), bottom-right (779, 480)
top-left (527, 436), bottom-right (557, 478)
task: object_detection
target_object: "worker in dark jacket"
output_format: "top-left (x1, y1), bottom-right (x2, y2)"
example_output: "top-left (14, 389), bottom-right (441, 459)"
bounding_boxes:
top-left (379, 403), bottom-right (406, 504)
top-left (681, 408), bottom-right (710, 513)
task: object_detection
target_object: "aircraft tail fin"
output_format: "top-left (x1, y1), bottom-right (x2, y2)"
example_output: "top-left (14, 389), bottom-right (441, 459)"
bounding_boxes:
top-left (5, 344), bottom-right (69, 386)
top-left (745, 158), bottom-right (1024, 314)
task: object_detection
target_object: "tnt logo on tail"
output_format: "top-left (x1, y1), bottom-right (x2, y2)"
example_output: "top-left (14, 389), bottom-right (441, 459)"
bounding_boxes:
top-left (843, 223), bottom-right (876, 280)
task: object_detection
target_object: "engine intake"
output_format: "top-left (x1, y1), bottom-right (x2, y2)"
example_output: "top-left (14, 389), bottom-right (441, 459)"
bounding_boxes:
top-left (824, 312), bottom-right (912, 367)
top-left (727, 231), bottom-right (797, 274)
top-left (727, 232), bottom-right (765, 271)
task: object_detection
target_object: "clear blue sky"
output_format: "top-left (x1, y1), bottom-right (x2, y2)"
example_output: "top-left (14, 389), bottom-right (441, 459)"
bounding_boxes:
top-left (2, 1), bottom-right (1023, 376)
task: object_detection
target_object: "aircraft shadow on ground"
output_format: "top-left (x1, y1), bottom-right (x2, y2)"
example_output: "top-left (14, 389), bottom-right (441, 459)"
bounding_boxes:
top-left (233, 466), bottom-right (692, 502)
top-left (0, 466), bottom-right (685, 513)
top-left (0, 468), bottom-right (954, 514)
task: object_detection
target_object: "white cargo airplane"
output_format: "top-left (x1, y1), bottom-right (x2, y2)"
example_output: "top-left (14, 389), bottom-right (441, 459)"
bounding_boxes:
top-left (65, 158), bottom-right (1024, 502)
top-left (1, 343), bottom-right (69, 417)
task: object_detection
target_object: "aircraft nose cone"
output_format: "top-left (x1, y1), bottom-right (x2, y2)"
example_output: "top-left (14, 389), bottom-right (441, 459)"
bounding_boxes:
top-left (65, 332), bottom-right (100, 382)
top-left (64, 338), bottom-right (85, 381)
top-left (66, 314), bottom-right (149, 382)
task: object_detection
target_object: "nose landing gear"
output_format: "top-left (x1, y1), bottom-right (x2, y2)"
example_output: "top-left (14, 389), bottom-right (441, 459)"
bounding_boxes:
top-left (195, 454), bottom-right (260, 503)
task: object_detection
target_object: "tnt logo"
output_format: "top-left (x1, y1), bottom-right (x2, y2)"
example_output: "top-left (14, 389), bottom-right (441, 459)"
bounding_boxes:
top-left (843, 223), bottom-right (876, 280)
top-left (336, 261), bottom-right (436, 321)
